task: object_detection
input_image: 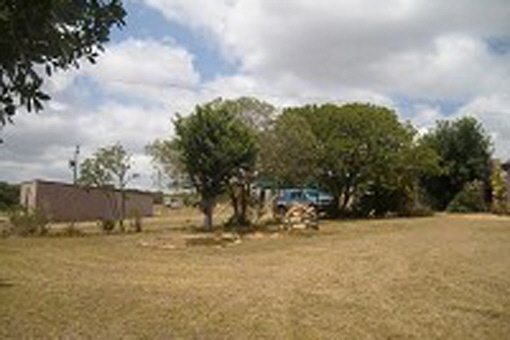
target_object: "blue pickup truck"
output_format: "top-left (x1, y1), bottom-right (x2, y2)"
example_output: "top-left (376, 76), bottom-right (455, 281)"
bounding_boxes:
top-left (274, 188), bottom-right (334, 214)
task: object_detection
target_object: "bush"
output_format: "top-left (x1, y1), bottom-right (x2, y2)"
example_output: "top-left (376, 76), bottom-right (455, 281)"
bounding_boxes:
top-left (98, 219), bottom-right (116, 233)
top-left (398, 203), bottom-right (434, 217)
top-left (8, 208), bottom-right (50, 236)
top-left (0, 182), bottom-right (20, 211)
top-left (447, 180), bottom-right (487, 213)
top-left (490, 202), bottom-right (510, 215)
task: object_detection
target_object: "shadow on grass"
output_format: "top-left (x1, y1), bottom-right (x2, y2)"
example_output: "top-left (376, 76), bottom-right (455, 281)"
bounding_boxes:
top-left (0, 278), bottom-right (14, 288)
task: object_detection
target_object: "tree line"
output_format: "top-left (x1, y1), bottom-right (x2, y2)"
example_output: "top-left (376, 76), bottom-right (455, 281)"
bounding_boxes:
top-left (2, 97), bottom-right (493, 232)
top-left (146, 97), bottom-right (493, 230)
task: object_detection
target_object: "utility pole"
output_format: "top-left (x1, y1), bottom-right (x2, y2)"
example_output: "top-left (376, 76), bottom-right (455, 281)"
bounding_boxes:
top-left (69, 145), bottom-right (80, 184)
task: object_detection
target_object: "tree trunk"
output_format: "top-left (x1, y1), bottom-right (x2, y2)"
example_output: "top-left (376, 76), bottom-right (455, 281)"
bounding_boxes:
top-left (229, 186), bottom-right (239, 223)
top-left (239, 184), bottom-right (248, 225)
top-left (341, 190), bottom-right (351, 211)
top-left (202, 197), bottom-right (214, 231)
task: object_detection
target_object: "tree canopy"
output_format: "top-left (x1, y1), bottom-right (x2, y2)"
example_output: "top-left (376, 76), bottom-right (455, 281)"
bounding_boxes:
top-left (0, 181), bottom-right (19, 211)
top-left (173, 103), bottom-right (257, 230)
top-left (420, 117), bottom-right (492, 210)
top-left (149, 98), bottom-right (493, 222)
top-left (80, 143), bottom-right (131, 189)
top-left (283, 103), bottom-right (437, 214)
top-left (258, 111), bottom-right (320, 187)
top-left (0, 0), bottom-right (126, 124)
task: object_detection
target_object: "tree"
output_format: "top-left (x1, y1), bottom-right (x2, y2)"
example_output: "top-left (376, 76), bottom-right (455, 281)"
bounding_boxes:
top-left (0, 0), bottom-right (126, 125)
top-left (258, 111), bottom-right (320, 187)
top-left (490, 159), bottom-right (508, 214)
top-left (447, 180), bottom-right (487, 213)
top-left (0, 181), bottom-right (19, 211)
top-left (420, 117), bottom-right (492, 210)
top-left (207, 97), bottom-right (276, 226)
top-left (208, 97), bottom-right (276, 132)
top-left (287, 103), bottom-right (438, 215)
top-left (145, 139), bottom-right (189, 191)
top-left (357, 139), bottom-right (440, 216)
top-left (79, 143), bottom-right (133, 230)
top-left (173, 104), bottom-right (257, 231)
top-left (147, 98), bottom-right (275, 227)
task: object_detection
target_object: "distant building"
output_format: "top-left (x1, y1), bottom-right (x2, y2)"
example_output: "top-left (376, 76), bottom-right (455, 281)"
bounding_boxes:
top-left (20, 179), bottom-right (154, 222)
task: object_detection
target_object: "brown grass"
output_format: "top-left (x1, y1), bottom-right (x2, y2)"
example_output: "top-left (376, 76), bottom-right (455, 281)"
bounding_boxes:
top-left (1, 214), bottom-right (510, 339)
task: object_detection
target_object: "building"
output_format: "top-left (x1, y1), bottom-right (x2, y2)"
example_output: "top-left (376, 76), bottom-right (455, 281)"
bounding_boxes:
top-left (20, 179), bottom-right (154, 222)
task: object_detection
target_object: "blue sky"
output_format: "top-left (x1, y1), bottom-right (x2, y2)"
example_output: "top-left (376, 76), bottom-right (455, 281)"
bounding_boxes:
top-left (1, 0), bottom-right (510, 189)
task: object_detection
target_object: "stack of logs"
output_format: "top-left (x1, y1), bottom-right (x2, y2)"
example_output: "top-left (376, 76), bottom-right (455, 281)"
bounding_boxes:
top-left (281, 203), bottom-right (319, 230)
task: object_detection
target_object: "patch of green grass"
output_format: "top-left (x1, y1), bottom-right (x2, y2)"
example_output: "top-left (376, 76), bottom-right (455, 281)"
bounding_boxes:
top-left (1, 215), bottom-right (510, 338)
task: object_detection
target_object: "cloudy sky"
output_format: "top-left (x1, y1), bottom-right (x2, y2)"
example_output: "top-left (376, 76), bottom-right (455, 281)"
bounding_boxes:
top-left (1, 0), bottom-right (509, 189)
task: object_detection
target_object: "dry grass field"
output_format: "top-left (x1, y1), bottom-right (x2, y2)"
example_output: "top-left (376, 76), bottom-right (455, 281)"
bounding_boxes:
top-left (1, 213), bottom-right (509, 339)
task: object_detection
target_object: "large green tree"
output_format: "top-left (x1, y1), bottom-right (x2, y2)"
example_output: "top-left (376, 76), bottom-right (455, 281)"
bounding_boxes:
top-left (287, 103), bottom-right (438, 214)
top-left (208, 97), bottom-right (275, 226)
top-left (258, 111), bottom-right (320, 187)
top-left (420, 117), bottom-right (492, 210)
top-left (0, 0), bottom-right (126, 125)
top-left (173, 104), bottom-right (257, 230)
top-left (148, 97), bottom-right (274, 227)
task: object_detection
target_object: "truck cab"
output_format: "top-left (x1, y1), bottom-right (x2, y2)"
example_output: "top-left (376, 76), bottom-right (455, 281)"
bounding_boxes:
top-left (274, 188), bottom-right (334, 214)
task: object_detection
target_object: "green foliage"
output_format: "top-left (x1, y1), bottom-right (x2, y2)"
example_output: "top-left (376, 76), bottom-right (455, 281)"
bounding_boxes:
top-left (80, 143), bottom-right (131, 189)
top-left (97, 219), bottom-right (116, 233)
top-left (447, 180), bottom-right (487, 213)
top-left (0, 181), bottom-right (19, 211)
top-left (8, 207), bottom-right (49, 236)
top-left (259, 112), bottom-right (320, 186)
top-left (285, 103), bottom-right (439, 215)
top-left (421, 117), bottom-right (492, 210)
top-left (0, 0), bottom-right (126, 124)
top-left (173, 103), bottom-right (258, 230)
top-left (146, 139), bottom-right (189, 190)
top-left (207, 97), bottom-right (276, 226)
top-left (490, 160), bottom-right (508, 214)
top-left (208, 97), bottom-right (276, 132)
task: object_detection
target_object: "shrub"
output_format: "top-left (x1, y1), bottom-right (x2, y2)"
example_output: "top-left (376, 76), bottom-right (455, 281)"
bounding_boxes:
top-left (490, 202), bottom-right (510, 215)
top-left (398, 203), bottom-right (434, 217)
top-left (57, 224), bottom-right (85, 237)
top-left (98, 219), bottom-right (116, 233)
top-left (490, 160), bottom-right (508, 215)
top-left (447, 180), bottom-right (487, 213)
top-left (8, 208), bottom-right (50, 236)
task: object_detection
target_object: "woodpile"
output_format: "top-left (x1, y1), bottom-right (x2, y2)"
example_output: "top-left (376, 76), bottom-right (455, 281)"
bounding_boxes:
top-left (281, 203), bottom-right (318, 230)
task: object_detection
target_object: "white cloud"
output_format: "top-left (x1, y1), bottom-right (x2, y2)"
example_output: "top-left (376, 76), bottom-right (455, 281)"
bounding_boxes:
top-left (143, 0), bottom-right (510, 160)
top-left (411, 104), bottom-right (444, 130)
top-left (455, 94), bottom-right (510, 160)
top-left (145, 0), bottom-right (510, 99)
top-left (203, 73), bottom-right (394, 108)
top-left (373, 34), bottom-right (510, 98)
top-left (84, 38), bottom-right (200, 101)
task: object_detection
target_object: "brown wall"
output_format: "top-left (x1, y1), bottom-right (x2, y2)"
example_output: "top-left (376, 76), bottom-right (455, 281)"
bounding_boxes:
top-left (20, 180), bottom-right (154, 222)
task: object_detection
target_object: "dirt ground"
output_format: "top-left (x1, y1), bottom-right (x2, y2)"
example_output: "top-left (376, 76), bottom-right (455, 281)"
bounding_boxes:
top-left (1, 214), bottom-right (509, 339)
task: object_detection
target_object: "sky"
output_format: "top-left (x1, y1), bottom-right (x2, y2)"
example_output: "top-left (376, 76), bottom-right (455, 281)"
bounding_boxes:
top-left (1, 0), bottom-right (509, 190)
